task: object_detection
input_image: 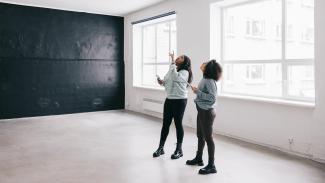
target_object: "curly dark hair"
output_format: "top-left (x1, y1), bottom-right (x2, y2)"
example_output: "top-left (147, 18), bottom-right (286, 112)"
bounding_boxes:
top-left (203, 59), bottom-right (222, 81)
top-left (177, 55), bottom-right (193, 84)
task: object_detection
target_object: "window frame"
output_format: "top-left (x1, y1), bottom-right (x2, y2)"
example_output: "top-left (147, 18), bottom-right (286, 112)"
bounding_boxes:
top-left (132, 12), bottom-right (177, 90)
top-left (140, 17), bottom-right (177, 88)
top-left (219, 0), bottom-right (315, 103)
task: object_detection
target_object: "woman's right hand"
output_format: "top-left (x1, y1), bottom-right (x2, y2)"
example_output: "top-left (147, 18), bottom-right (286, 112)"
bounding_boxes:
top-left (169, 52), bottom-right (175, 63)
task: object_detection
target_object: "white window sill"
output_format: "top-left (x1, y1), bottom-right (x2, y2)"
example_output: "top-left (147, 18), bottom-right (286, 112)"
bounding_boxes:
top-left (133, 85), bottom-right (165, 91)
top-left (219, 93), bottom-right (315, 108)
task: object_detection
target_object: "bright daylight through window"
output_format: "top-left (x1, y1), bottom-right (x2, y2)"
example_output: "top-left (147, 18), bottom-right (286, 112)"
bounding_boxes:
top-left (212, 0), bottom-right (315, 102)
top-left (133, 14), bottom-right (176, 88)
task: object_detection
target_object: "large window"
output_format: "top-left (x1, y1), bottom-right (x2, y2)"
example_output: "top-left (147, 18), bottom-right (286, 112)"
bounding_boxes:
top-left (212, 0), bottom-right (314, 102)
top-left (133, 14), bottom-right (176, 88)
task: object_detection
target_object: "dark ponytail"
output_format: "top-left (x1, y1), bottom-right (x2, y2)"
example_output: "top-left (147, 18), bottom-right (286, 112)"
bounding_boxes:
top-left (177, 55), bottom-right (193, 84)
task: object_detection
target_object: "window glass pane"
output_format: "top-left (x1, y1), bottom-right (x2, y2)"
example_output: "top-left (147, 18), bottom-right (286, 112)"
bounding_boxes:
top-left (142, 65), bottom-right (156, 86)
top-left (133, 14), bottom-right (176, 88)
top-left (223, 63), bottom-right (282, 97)
top-left (223, 0), bottom-right (282, 60)
top-left (288, 65), bottom-right (315, 98)
top-left (156, 65), bottom-right (170, 79)
top-left (156, 22), bottom-right (170, 63)
top-left (170, 20), bottom-right (177, 56)
top-left (143, 25), bottom-right (156, 63)
top-left (286, 0), bottom-right (314, 59)
top-left (143, 58), bottom-right (155, 64)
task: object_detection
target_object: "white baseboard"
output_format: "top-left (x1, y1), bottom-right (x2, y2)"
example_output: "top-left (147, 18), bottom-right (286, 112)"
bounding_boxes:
top-left (214, 131), bottom-right (325, 164)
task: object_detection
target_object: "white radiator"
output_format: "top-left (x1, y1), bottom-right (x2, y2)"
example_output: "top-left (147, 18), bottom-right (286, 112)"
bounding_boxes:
top-left (142, 98), bottom-right (164, 113)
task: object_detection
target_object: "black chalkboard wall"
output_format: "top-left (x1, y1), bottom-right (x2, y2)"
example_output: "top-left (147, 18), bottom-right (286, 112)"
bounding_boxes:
top-left (0, 3), bottom-right (124, 119)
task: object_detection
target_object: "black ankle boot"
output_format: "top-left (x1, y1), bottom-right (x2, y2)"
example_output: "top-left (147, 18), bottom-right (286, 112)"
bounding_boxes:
top-left (198, 163), bottom-right (217, 175)
top-left (171, 143), bottom-right (183, 159)
top-left (186, 151), bottom-right (204, 166)
top-left (153, 147), bottom-right (165, 158)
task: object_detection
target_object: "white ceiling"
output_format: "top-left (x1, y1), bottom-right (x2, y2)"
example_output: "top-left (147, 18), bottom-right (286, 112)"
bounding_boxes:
top-left (0, 0), bottom-right (167, 16)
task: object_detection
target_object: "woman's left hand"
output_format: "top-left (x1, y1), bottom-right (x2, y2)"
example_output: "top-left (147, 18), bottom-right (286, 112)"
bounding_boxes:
top-left (157, 78), bottom-right (165, 86)
top-left (191, 86), bottom-right (198, 94)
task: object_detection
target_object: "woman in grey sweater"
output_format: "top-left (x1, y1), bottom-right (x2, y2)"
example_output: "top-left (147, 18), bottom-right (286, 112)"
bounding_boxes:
top-left (187, 60), bottom-right (222, 175)
top-left (153, 53), bottom-right (193, 159)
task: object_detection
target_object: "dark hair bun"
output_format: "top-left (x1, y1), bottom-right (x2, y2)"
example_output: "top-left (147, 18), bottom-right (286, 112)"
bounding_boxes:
top-left (203, 60), bottom-right (222, 81)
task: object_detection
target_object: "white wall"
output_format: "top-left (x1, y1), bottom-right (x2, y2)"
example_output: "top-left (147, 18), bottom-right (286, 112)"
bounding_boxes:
top-left (124, 0), bottom-right (325, 163)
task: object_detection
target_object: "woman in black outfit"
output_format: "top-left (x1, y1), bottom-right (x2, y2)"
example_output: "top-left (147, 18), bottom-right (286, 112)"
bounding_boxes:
top-left (153, 53), bottom-right (193, 159)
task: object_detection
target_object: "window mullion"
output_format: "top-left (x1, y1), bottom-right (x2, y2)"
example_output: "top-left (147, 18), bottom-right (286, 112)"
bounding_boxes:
top-left (141, 27), bottom-right (144, 86)
top-left (155, 25), bottom-right (158, 80)
top-left (224, 60), bottom-right (282, 64)
top-left (220, 8), bottom-right (226, 94)
top-left (281, 0), bottom-right (288, 99)
top-left (169, 21), bottom-right (172, 56)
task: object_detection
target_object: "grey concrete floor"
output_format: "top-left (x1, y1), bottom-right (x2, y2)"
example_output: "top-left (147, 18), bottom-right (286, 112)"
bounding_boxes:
top-left (0, 110), bottom-right (324, 183)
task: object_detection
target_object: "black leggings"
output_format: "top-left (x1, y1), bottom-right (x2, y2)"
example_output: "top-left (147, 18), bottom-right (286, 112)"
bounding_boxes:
top-left (159, 98), bottom-right (187, 147)
top-left (196, 105), bottom-right (216, 163)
